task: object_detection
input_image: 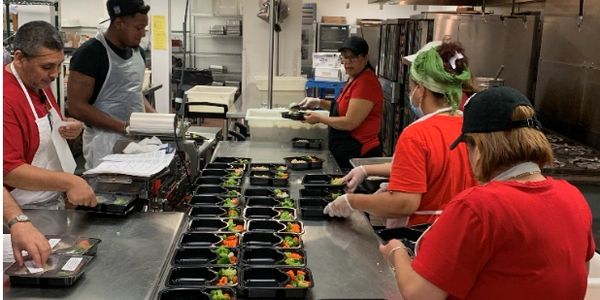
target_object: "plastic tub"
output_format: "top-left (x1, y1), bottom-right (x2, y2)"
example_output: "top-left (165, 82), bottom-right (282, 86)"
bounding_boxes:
top-left (185, 85), bottom-right (238, 113)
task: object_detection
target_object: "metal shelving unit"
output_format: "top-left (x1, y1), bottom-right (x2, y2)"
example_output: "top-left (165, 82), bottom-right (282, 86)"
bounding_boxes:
top-left (172, 0), bottom-right (243, 86)
top-left (3, 0), bottom-right (64, 110)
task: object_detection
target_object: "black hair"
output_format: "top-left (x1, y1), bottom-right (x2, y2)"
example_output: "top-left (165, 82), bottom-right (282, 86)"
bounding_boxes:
top-left (13, 21), bottom-right (63, 57)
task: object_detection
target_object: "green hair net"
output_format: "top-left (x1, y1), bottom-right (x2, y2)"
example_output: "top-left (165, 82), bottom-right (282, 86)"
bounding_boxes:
top-left (410, 46), bottom-right (471, 112)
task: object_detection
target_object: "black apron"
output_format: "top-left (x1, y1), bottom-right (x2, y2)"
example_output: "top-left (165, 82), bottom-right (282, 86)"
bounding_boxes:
top-left (328, 67), bottom-right (381, 169)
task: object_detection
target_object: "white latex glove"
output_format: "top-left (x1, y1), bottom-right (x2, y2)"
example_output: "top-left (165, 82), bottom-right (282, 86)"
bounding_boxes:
top-left (323, 194), bottom-right (354, 217)
top-left (298, 97), bottom-right (321, 109)
top-left (374, 182), bottom-right (388, 195)
top-left (343, 166), bottom-right (368, 193)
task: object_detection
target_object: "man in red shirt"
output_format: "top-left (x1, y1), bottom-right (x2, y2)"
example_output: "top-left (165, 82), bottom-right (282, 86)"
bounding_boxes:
top-left (3, 21), bottom-right (97, 266)
top-left (380, 87), bottom-right (595, 299)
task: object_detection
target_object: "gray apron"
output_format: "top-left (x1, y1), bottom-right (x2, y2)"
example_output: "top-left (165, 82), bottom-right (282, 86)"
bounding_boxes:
top-left (82, 32), bottom-right (145, 170)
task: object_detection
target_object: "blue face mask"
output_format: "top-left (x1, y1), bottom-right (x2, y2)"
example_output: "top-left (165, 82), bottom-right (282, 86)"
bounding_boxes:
top-left (409, 87), bottom-right (424, 118)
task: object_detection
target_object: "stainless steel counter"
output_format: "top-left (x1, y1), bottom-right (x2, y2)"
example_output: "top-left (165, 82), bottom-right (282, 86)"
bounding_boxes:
top-left (350, 157), bottom-right (393, 168)
top-left (208, 141), bottom-right (403, 299)
top-left (3, 210), bottom-right (185, 300)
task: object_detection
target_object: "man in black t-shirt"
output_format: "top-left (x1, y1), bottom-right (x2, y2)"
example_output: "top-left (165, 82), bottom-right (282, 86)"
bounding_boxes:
top-left (67, 0), bottom-right (153, 169)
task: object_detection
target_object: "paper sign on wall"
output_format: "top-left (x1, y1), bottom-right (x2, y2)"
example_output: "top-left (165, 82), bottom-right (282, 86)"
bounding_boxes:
top-left (152, 15), bottom-right (167, 50)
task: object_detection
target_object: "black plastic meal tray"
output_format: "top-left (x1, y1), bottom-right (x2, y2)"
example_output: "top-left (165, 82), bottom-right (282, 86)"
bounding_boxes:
top-left (249, 171), bottom-right (289, 187)
top-left (158, 287), bottom-right (237, 300)
top-left (281, 111), bottom-right (306, 121)
top-left (179, 232), bottom-right (239, 248)
top-left (301, 174), bottom-right (346, 189)
top-left (213, 157), bottom-right (251, 165)
top-left (167, 266), bottom-right (239, 288)
top-left (240, 267), bottom-right (313, 298)
top-left (362, 178), bottom-right (389, 194)
top-left (247, 220), bottom-right (304, 234)
top-left (201, 169), bottom-right (244, 178)
top-left (196, 176), bottom-right (242, 188)
top-left (376, 226), bottom-right (431, 252)
top-left (194, 184), bottom-right (241, 195)
top-left (292, 137), bottom-right (322, 149)
top-left (244, 188), bottom-right (290, 199)
top-left (298, 198), bottom-right (331, 220)
top-left (6, 255), bottom-right (93, 287)
top-left (240, 232), bottom-right (303, 250)
top-left (172, 248), bottom-right (239, 267)
top-left (240, 248), bottom-right (306, 267)
top-left (249, 163), bottom-right (288, 172)
top-left (189, 206), bottom-right (240, 219)
top-left (189, 195), bottom-right (242, 208)
top-left (188, 218), bottom-right (246, 233)
top-left (284, 156), bottom-right (324, 170)
top-left (46, 235), bottom-right (102, 256)
top-left (205, 162), bottom-right (245, 171)
top-left (243, 207), bottom-right (296, 221)
top-left (299, 188), bottom-right (344, 201)
top-left (244, 197), bottom-right (280, 207)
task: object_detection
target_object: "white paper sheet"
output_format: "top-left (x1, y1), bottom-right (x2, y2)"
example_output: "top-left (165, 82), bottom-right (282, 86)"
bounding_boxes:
top-left (84, 150), bottom-right (175, 177)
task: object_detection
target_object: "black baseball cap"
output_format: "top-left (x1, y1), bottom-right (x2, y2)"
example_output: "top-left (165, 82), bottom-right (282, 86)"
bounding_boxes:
top-left (338, 36), bottom-right (369, 55)
top-left (449, 86), bottom-right (542, 150)
top-left (101, 0), bottom-right (150, 24)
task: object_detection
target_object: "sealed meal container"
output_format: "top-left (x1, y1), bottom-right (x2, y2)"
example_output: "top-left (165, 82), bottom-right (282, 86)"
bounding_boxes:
top-left (244, 188), bottom-right (290, 199)
top-left (189, 206), bottom-right (241, 219)
top-left (195, 185), bottom-right (241, 196)
top-left (291, 137), bottom-right (322, 149)
top-left (249, 171), bottom-right (289, 187)
top-left (302, 174), bottom-right (346, 189)
top-left (240, 248), bottom-right (306, 267)
top-left (240, 267), bottom-right (313, 298)
top-left (46, 235), bottom-right (101, 256)
top-left (6, 254), bottom-right (93, 287)
top-left (167, 266), bottom-right (239, 288)
top-left (172, 247), bottom-right (239, 267)
top-left (249, 163), bottom-right (288, 172)
top-left (284, 155), bottom-right (323, 170)
top-left (189, 218), bottom-right (246, 233)
top-left (79, 192), bottom-right (137, 215)
top-left (243, 207), bottom-right (296, 221)
top-left (213, 157), bottom-right (251, 169)
top-left (299, 188), bottom-right (344, 201)
top-left (180, 232), bottom-right (240, 249)
top-left (201, 168), bottom-right (244, 178)
top-left (158, 287), bottom-right (237, 300)
top-left (189, 194), bottom-right (242, 208)
top-left (240, 232), bottom-right (303, 250)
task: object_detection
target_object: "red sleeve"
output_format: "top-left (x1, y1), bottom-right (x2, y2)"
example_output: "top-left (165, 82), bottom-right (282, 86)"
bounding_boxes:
top-left (3, 101), bottom-right (27, 175)
top-left (586, 231), bottom-right (596, 261)
top-left (388, 128), bottom-right (428, 193)
top-left (348, 71), bottom-right (380, 104)
top-left (411, 196), bottom-right (491, 298)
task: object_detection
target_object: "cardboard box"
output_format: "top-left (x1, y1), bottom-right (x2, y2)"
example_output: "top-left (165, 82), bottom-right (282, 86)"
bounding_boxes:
top-left (314, 67), bottom-right (344, 82)
top-left (312, 52), bottom-right (341, 69)
top-left (321, 16), bottom-right (346, 24)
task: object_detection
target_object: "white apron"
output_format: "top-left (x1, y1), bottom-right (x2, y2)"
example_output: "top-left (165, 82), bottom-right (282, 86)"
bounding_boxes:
top-left (9, 63), bottom-right (73, 209)
top-left (82, 32), bottom-right (145, 170)
top-left (386, 107), bottom-right (460, 228)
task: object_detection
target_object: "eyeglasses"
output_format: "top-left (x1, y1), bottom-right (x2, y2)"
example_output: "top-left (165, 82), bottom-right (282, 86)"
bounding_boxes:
top-left (339, 55), bottom-right (359, 63)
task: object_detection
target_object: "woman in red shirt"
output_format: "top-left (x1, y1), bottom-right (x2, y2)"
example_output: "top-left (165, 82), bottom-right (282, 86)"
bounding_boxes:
top-left (380, 87), bottom-right (595, 300)
top-left (303, 36), bottom-right (383, 169)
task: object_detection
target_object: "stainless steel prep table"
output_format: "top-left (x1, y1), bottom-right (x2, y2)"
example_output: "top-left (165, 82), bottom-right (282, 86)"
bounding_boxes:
top-left (202, 141), bottom-right (403, 299)
top-left (3, 210), bottom-right (185, 300)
